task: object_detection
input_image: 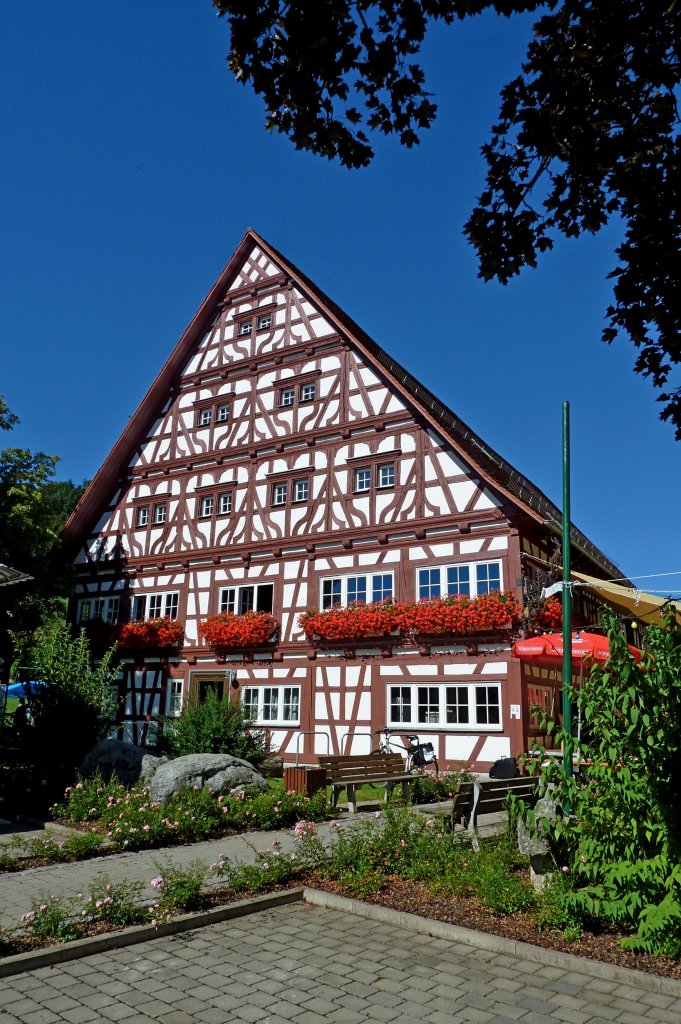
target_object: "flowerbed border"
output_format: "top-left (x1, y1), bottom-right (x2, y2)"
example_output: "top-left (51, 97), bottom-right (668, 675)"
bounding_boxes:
top-left (3, 885), bottom-right (681, 999)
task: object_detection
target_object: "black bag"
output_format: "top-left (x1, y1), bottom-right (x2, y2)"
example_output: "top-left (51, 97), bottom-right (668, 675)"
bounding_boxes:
top-left (488, 756), bottom-right (518, 779)
top-left (412, 742), bottom-right (435, 767)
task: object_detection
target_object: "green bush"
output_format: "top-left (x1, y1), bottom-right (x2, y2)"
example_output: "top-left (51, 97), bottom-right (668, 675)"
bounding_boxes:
top-left (81, 875), bottom-right (146, 927)
top-left (519, 608), bottom-right (681, 956)
top-left (159, 689), bottom-right (266, 764)
top-left (150, 859), bottom-right (207, 913)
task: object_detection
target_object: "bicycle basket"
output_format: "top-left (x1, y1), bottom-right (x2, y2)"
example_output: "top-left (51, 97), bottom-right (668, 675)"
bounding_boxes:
top-left (412, 742), bottom-right (435, 767)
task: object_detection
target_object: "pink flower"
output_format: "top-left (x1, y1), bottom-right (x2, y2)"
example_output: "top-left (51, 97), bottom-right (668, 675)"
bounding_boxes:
top-left (150, 876), bottom-right (164, 889)
top-left (374, 811), bottom-right (382, 819)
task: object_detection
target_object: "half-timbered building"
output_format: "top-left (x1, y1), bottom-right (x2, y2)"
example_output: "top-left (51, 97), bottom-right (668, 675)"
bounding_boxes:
top-left (63, 229), bottom-right (625, 770)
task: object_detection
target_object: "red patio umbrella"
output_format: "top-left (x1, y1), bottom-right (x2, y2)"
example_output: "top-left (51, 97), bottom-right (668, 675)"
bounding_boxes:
top-left (512, 631), bottom-right (641, 667)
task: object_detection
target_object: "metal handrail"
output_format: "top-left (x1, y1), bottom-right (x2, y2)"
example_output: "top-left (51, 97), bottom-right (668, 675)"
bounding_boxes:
top-left (295, 730), bottom-right (330, 767)
top-left (340, 730), bottom-right (373, 755)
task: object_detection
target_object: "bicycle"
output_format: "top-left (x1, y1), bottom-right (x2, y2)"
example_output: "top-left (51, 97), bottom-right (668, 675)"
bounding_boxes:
top-left (372, 726), bottom-right (439, 775)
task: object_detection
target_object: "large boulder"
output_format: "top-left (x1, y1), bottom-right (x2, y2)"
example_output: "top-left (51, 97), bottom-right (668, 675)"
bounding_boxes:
top-left (259, 755), bottom-right (284, 779)
top-left (150, 753), bottom-right (267, 805)
top-left (79, 739), bottom-right (166, 787)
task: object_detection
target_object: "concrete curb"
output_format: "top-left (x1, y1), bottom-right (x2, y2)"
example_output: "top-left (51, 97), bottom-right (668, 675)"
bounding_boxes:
top-left (0, 888), bottom-right (304, 979)
top-left (303, 888), bottom-right (681, 998)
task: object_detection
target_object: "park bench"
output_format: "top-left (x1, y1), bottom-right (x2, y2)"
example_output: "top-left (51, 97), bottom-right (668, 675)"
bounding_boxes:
top-left (318, 753), bottom-right (413, 814)
top-left (451, 775), bottom-right (539, 850)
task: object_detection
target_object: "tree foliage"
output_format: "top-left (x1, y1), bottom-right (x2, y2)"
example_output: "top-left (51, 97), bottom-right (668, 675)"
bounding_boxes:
top-left (215, 0), bottom-right (681, 434)
top-left (0, 397), bottom-right (87, 672)
top-left (525, 608), bottom-right (681, 956)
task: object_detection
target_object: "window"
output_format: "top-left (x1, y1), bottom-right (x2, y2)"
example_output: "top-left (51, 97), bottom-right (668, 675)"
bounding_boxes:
top-left (321, 572), bottom-right (393, 609)
top-left (154, 503), bottom-right (167, 525)
top-left (272, 482), bottom-right (287, 506)
top-left (136, 506), bottom-right (149, 527)
top-left (241, 685), bottom-right (300, 726)
top-left (133, 592), bottom-right (179, 621)
top-left (280, 387), bottom-right (295, 408)
top-left (293, 479), bottom-right (309, 503)
top-left (387, 683), bottom-right (502, 730)
top-left (239, 320), bottom-right (252, 336)
top-left (218, 492), bottom-right (233, 515)
top-left (199, 496), bottom-right (214, 518)
top-left (198, 408), bottom-right (212, 426)
top-left (166, 679), bottom-right (183, 718)
top-left (417, 560), bottom-right (502, 600)
top-left (257, 313), bottom-right (272, 330)
top-left (353, 468), bottom-right (371, 493)
top-left (300, 382), bottom-right (316, 402)
top-left (219, 583), bottom-right (274, 615)
top-left (78, 596), bottom-right (120, 624)
top-left (216, 403), bottom-right (230, 423)
top-left (377, 463), bottom-right (395, 488)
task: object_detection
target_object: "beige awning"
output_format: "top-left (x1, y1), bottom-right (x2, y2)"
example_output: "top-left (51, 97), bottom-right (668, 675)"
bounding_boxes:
top-left (572, 571), bottom-right (681, 625)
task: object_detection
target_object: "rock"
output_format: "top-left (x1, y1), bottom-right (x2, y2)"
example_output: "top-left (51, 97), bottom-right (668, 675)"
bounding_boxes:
top-left (516, 796), bottom-right (557, 857)
top-left (78, 740), bottom-right (167, 787)
top-left (149, 753), bottom-right (267, 805)
top-left (259, 755), bottom-right (284, 779)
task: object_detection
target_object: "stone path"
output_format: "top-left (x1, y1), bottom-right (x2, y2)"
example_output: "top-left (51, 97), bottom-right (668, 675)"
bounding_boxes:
top-left (3, 901), bottom-right (680, 1024)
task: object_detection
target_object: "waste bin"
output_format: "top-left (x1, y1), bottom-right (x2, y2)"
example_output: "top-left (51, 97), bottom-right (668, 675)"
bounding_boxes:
top-left (283, 766), bottom-right (327, 796)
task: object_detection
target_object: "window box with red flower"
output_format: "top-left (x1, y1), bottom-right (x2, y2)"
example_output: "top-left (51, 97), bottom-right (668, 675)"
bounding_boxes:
top-left (393, 591), bottom-right (521, 639)
top-left (117, 617), bottom-right (185, 650)
top-left (199, 611), bottom-right (278, 652)
top-left (299, 600), bottom-right (400, 643)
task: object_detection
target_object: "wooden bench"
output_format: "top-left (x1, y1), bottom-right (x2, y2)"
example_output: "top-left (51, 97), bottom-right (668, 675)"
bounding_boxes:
top-left (318, 754), bottom-right (413, 814)
top-left (451, 775), bottom-right (539, 850)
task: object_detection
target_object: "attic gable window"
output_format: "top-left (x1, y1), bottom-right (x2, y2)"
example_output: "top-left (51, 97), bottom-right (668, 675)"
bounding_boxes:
top-left (216, 403), bottom-right (230, 423)
top-left (300, 382), bottom-right (316, 403)
top-left (199, 496), bottom-right (214, 518)
top-left (153, 503), bottom-right (167, 525)
top-left (353, 468), bottom-right (371, 493)
top-left (136, 506), bottom-right (149, 527)
top-left (239, 320), bottom-right (253, 336)
top-left (271, 482), bottom-right (287, 507)
top-left (198, 408), bottom-right (212, 426)
top-left (280, 387), bottom-right (295, 408)
top-left (219, 492), bottom-right (233, 515)
top-left (257, 313), bottom-right (272, 330)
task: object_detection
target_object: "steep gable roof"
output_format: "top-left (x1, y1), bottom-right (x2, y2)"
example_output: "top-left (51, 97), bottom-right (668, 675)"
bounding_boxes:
top-left (63, 229), bottom-right (622, 580)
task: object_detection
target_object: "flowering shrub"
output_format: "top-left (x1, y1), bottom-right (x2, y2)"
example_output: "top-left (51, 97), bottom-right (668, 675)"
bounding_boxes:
top-left (199, 611), bottom-right (278, 649)
top-left (149, 859), bottom-right (207, 913)
top-left (117, 617), bottom-right (185, 649)
top-left (299, 600), bottom-right (399, 641)
top-left (299, 592), bottom-right (521, 643)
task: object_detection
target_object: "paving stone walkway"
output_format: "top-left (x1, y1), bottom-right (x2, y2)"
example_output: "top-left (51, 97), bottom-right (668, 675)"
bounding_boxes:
top-left (3, 901), bottom-right (680, 1024)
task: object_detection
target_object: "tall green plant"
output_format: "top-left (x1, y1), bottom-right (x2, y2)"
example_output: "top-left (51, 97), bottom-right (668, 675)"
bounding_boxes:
top-left (21, 624), bottom-right (117, 777)
top-left (159, 689), bottom-right (266, 764)
top-left (521, 608), bottom-right (681, 955)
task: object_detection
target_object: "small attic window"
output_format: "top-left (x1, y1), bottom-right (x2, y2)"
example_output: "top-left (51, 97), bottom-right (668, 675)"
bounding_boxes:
top-left (257, 313), bottom-right (272, 330)
top-left (239, 321), bottom-right (253, 336)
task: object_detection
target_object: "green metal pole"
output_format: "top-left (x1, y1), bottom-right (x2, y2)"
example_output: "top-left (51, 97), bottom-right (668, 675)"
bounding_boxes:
top-left (562, 401), bottom-right (573, 778)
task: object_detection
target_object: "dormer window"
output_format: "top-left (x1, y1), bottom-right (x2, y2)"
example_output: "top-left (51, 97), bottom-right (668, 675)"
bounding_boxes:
top-left (216, 403), bottom-right (230, 423)
top-left (300, 382), bottom-right (316, 402)
top-left (257, 313), bottom-right (272, 330)
top-left (280, 388), bottom-right (295, 408)
top-left (239, 320), bottom-right (253, 336)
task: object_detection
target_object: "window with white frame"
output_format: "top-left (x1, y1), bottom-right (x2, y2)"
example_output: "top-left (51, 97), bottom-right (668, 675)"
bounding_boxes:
top-left (199, 495), bottom-right (214, 518)
top-left (387, 682), bottom-right (501, 729)
top-left (272, 482), bottom-right (287, 506)
top-left (153, 503), bottom-right (167, 525)
top-left (216, 403), bottom-right (231, 423)
top-left (132, 592), bottom-right (179, 621)
top-left (218, 492), bottom-right (233, 514)
top-left (136, 506), bottom-right (149, 527)
top-left (238, 320), bottom-right (252, 336)
top-left (78, 596), bottom-right (121, 624)
top-left (353, 467), bottom-right (371, 493)
top-left (166, 679), bottom-right (184, 718)
top-left (279, 387), bottom-right (295, 408)
top-left (321, 572), bottom-right (393, 609)
top-left (219, 583), bottom-right (274, 615)
top-left (257, 313), bottom-right (272, 330)
top-left (377, 462), bottom-right (395, 488)
top-left (417, 560), bottom-right (502, 600)
top-left (293, 479), bottom-right (309, 503)
top-left (242, 685), bottom-right (300, 725)
top-left (300, 382), bottom-right (316, 402)
top-left (198, 408), bottom-right (212, 426)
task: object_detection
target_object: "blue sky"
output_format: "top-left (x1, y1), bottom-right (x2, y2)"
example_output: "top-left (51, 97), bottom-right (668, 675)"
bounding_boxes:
top-left (2, 3), bottom-right (679, 599)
